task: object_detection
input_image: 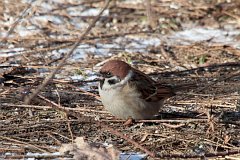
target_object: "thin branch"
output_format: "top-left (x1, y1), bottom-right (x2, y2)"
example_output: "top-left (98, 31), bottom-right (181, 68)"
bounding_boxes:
top-left (157, 150), bottom-right (240, 158)
top-left (101, 119), bottom-right (208, 123)
top-left (25, 95), bottom-right (156, 158)
top-left (24, 0), bottom-right (111, 104)
top-left (195, 70), bottom-right (240, 92)
top-left (1, 103), bottom-right (108, 114)
top-left (99, 123), bottom-right (156, 158)
top-left (3, 154), bottom-right (71, 159)
top-left (0, 0), bottom-right (36, 44)
top-left (0, 136), bottom-right (47, 153)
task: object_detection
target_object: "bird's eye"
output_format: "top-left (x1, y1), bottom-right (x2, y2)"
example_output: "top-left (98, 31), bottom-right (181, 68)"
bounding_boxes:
top-left (104, 72), bottom-right (112, 78)
top-left (99, 71), bottom-right (112, 78)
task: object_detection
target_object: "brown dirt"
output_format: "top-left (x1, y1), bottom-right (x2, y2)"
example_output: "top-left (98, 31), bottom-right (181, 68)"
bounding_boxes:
top-left (0, 0), bottom-right (239, 159)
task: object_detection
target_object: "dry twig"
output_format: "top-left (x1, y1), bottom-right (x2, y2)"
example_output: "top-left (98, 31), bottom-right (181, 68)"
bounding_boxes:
top-left (24, 0), bottom-right (111, 104)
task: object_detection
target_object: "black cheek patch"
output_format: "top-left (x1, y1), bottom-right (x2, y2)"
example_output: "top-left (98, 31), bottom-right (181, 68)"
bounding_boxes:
top-left (108, 79), bottom-right (120, 85)
top-left (108, 79), bottom-right (117, 85)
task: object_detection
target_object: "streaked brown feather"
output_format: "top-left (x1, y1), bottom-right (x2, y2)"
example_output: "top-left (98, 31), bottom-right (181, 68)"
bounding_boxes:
top-left (130, 68), bottom-right (175, 102)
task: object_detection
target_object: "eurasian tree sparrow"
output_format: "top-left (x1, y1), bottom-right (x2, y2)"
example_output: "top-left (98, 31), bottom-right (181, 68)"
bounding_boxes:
top-left (98, 60), bottom-right (175, 120)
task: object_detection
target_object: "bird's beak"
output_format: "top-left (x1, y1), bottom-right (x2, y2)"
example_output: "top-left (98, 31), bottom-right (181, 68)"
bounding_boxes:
top-left (96, 73), bottom-right (104, 89)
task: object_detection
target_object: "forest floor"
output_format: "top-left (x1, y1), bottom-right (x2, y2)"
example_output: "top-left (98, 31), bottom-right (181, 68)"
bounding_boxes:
top-left (0, 0), bottom-right (240, 159)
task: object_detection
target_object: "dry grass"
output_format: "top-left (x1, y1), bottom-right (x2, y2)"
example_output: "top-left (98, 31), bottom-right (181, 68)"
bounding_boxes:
top-left (0, 0), bottom-right (240, 159)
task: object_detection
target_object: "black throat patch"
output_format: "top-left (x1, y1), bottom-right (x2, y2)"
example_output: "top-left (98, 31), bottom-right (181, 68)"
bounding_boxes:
top-left (99, 79), bottom-right (104, 89)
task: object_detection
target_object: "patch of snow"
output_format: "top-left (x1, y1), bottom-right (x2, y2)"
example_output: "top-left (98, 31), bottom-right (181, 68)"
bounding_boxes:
top-left (67, 69), bottom-right (98, 91)
top-left (62, 27), bottom-right (240, 62)
top-left (79, 81), bottom-right (98, 91)
top-left (26, 152), bottom-right (61, 160)
top-left (122, 0), bottom-right (143, 5)
top-left (4, 152), bottom-right (12, 156)
top-left (2, 13), bottom-right (15, 26)
top-left (68, 69), bottom-right (97, 81)
top-left (81, 8), bottom-right (109, 16)
top-left (115, 36), bottom-right (161, 53)
top-left (71, 19), bottom-right (89, 29)
top-left (120, 152), bottom-right (147, 160)
top-left (0, 48), bottom-right (25, 57)
top-left (66, 6), bottom-right (85, 16)
top-left (168, 27), bottom-right (240, 48)
top-left (84, 70), bottom-right (98, 80)
top-left (31, 15), bottom-right (63, 25)
top-left (70, 44), bottom-right (114, 61)
top-left (26, 152), bottom-right (61, 156)
top-left (67, 7), bottom-right (109, 16)
top-left (40, 2), bottom-right (54, 11)
top-left (1, 47), bottom-right (25, 53)
top-left (170, 2), bottom-right (181, 9)
top-left (21, 0), bottom-right (34, 3)
top-left (51, 50), bottom-right (63, 60)
top-left (70, 75), bottom-right (85, 81)
top-left (16, 26), bottom-right (40, 37)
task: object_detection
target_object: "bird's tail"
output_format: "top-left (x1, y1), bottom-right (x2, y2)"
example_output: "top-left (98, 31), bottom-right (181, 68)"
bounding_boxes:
top-left (171, 83), bottom-right (198, 92)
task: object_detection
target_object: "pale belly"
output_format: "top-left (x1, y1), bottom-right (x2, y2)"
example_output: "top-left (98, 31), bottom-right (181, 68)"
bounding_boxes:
top-left (99, 84), bottom-right (163, 119)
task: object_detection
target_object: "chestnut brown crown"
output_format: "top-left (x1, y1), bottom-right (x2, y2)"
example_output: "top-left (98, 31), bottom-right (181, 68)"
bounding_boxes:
top-left (99, 60), bottom-right (132, 80)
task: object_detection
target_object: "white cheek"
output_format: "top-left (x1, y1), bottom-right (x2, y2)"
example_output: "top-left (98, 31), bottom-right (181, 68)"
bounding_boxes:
top-left (99, 76), bottom-right (121, 90)
top-left (100, 70), bottom-right (133, 91)
top-left (100, 78), bottom-right (113, 90)
top-left (99, 80), bottom-right (119, 105)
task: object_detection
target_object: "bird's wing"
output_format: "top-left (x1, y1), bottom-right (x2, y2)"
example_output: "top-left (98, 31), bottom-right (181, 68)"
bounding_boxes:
top-left (130, 69), bottom-right (175, 102)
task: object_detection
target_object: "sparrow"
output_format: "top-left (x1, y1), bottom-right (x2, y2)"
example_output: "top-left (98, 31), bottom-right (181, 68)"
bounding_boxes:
top-left (98, 60), bottom-right (176, 120)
